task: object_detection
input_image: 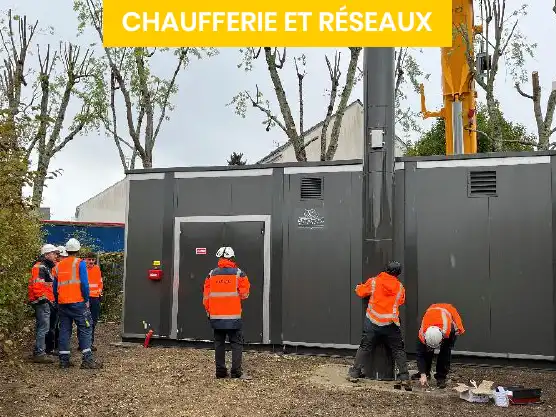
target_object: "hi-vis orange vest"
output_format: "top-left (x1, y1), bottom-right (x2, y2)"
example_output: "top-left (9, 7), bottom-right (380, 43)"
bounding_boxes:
top-left (56, 256), bottom-right (84, 304)
top-left (203, 264), bottom-right (250, 320)
top-left (418, 303), bottom-right (465, 344)
top-left (28, 262), bottom-right (55, 303)
top-left (356, 272), bottom-right (405, 326)
top-left (88, 265), bottom-right (103, 298)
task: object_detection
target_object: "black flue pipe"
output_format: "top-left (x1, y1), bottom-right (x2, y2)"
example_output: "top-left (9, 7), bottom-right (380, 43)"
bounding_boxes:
top-left (360, 47), bottom-right (396, 380)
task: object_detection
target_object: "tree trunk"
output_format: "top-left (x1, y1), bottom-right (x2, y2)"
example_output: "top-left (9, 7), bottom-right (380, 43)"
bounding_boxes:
top-left (31, 163), bottom-right (48, 207)
top-left (486, 94), bottom-right (502, 151)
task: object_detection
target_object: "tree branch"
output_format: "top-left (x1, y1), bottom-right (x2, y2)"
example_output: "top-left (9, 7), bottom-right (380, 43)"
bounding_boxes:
top-left (514, 82), bottom-right (533, 100)
top-left (320, 52), bottom-right (341, 161)
top-left (152, 47), bottom-right (189, 142)
top-left (246, 85), bottom-right (288, 134)
top-left (325, 47), bottom-right (362, 161)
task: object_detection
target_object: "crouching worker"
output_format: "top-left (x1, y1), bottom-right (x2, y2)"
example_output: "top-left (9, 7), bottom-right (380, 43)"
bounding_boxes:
top-left (28, 244), bottom-right (58, 363)
top-left (413, 303), bottom-right (465, 389)
top-left (54, 238), bottom-right (102, 369)
top-left (347, 261), bottom-right (411, 389)
top-left (203, 247), bottom-right (250, 380)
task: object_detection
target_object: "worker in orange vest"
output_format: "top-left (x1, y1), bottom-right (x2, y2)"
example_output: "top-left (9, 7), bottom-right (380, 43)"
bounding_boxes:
top-left (347, 261), bottom-right (411, 389)
top-left (203, 247), bottom-right (250, 379)
top-left (53, 238), bottom-right (102, 369)
top-left (85, 254), bottom-right (103, 351)
top-left (413, 303), bottom-right (465, 389)
top-left (28, 244), bottom-right (58, 363)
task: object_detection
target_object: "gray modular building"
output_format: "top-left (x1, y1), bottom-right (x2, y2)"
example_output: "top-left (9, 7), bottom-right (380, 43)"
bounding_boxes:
top-left (121, 151), bottom-right (556, 361)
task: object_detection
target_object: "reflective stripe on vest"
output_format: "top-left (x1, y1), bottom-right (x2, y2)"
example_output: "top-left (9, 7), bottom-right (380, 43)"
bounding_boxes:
top-left (207, 269), bottom-right (242, 320)
top-left (366, 278), bottom-right (404, 326)
top-left (57, 258), bottom-right (81, 286)
top-left (418, 306), bottom-right (453, 341)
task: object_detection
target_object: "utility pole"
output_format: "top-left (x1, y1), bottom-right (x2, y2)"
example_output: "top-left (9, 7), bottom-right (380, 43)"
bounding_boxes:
top-left (361, 47), bottom-right (396, 379)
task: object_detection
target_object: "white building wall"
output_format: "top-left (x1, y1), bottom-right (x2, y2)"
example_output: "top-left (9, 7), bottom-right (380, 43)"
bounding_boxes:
top-left (262, 102), bottom-right (404, 163)
top-left (74, 178), bottom-right (128, 223)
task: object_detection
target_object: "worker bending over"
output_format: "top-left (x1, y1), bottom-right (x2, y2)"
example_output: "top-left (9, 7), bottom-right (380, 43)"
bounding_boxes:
top-left (85, 254), bottom-right (103, 351)
top-left (348, 261), bottom-right (411, 389)
top-left (54, 238), bottom-right (102, 369)
top-left (28, 244), bottom-right (58, 363)
top-left (414, 303), bottom-right (465, 389)
top-left (203, 247), bottom-right (250, 379)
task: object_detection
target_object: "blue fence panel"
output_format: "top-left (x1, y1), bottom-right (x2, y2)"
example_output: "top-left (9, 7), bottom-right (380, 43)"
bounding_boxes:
top-left (41, 223), bottom-right (125, 253)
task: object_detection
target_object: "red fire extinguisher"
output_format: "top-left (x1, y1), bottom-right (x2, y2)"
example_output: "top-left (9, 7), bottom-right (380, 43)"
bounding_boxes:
top-left (144, 329), bottom-right (154, 348)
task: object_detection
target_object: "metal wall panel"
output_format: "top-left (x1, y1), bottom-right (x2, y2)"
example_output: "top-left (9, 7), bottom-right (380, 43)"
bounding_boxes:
top-left (489, 164), bottom-right (554, 355)
top-left (175, 176), bottom-right (273, 217)
top-left (123, 179), bottom-right (166, 336)
top-left (282, 172), bottom-right (354, 344)
top-left (413, 167), bottom-right (491, 353)
top-left (349, 172), bottom-right (364, 345)
top-left (392, 170), bottom-right (407, 339)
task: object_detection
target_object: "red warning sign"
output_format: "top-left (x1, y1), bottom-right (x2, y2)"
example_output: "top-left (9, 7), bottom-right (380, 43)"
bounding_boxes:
top-left (195, 248), bottom-right (207, 255)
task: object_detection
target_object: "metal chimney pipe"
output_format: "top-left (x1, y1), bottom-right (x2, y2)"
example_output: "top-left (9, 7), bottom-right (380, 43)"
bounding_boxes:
top-left (361, 47), bottom-right (395, 380)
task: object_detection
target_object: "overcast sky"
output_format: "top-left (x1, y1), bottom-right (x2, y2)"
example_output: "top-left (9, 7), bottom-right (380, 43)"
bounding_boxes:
top-left (5, 1), bottom-right (556, 220)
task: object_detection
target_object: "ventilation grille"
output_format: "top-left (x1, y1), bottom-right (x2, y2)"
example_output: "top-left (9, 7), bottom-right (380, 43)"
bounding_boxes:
top-left (300, 177), bottom-right (323, 199)
top-left (469, 170), bottom-right (497, 197)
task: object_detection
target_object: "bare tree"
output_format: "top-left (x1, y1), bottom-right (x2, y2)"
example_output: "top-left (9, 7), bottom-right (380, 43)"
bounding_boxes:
top-left (0, 10), bottom-right (38, 150)
top-left (74, 0), bottom-right (218, 170)
top-left (1, 11), bottom-right (101, 206)
top-left (229, 47), bottom-right (426, 161)
top-left (229, 47), bottom-right (361, 162)
top-left (458, 1), bottom-right (535, 150)
top-left (515, 72), bottom-right (556, 149)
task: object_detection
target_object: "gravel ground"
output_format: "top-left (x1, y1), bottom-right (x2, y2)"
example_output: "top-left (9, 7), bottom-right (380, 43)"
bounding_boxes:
top-left (0, 323), bottom-right (554, 417)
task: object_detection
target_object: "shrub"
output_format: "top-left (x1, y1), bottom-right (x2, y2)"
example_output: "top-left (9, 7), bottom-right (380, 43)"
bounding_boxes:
top-left (98, 252), bottom-right (124, 322)
top-left (0, 120), bottom-right (43, 353)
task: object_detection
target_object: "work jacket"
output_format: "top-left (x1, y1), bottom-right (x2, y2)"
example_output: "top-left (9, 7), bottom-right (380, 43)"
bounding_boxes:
top-left (356, 271), bottom-right (405, 326)
top-left (87, 264), bottom-right (103, 298)
top-left (418, 303), bottom-right (465, 344)
top-left (54, 256), bottom-right (90, 305)
top-left (27, 258), bottom-right (56, 304)
top-left (203, 259), bottom-right (250, 330)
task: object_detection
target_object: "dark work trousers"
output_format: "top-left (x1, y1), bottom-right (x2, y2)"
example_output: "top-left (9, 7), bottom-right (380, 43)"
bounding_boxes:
top-left (213, 329), bottom-right (243, 377)
top-left (350, 319), bottom-right (409, 380)
top-left (45, 304), bottom-right (59, 353)
top-left (89, 297), bottom-right (101, 346)
top-left (58, 303), bottom-right (93, 365)
top-left (415, 331), bottom-right (457, 382)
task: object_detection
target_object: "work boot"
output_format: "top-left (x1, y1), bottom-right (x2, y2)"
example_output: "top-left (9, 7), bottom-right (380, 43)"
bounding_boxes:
top-left (347, 366), bottom-right (364, 382)
top-left (436, 379), bottom-right (447, 389)
top-left (33, 354), bottom-right (54, 364)
top-left (231, 373), bottom-right (251, 381)
top-left (59, 361), bottom-right (71, 369)
top-left (81, 358), bottom-right (103, 369)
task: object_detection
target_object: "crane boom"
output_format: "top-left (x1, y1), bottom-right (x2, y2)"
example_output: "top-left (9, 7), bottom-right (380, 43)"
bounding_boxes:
top-left (420, 0), bottom-right (480, 154)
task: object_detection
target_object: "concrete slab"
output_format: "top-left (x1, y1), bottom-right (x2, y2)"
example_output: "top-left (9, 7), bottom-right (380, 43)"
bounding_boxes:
top-left (306, 364), bottom-right (455, 398)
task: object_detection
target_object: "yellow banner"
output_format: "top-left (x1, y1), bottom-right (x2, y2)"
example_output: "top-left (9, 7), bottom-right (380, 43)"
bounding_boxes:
top-left (102, 0), bottom-right (452, 48)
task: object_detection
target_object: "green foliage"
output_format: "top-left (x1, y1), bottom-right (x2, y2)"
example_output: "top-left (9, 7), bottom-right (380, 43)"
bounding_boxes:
top-left (0, 118), bottom-right (43, 351)
top-left (227, 152), bottom-right (247, 166)
top-left (98, 252), bottom-right (124, 322)
top-left (405, 104), bottom-right (536, 156)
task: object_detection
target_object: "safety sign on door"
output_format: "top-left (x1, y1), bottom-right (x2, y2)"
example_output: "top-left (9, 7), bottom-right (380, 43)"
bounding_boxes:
top-left (195, 248), bottom-right (207, 255)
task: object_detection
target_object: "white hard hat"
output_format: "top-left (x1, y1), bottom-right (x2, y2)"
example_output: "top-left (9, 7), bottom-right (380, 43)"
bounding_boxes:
top-left (41, 244), bottom-right (58, 256)
top-left (216, 247), bottom-right (235, 259)
top-left (65, 238), bottom-right (81, 252)
top-left (424, 326), bottom-right (443, 349)
top-left (57, 246), bottom-right (68, 257)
